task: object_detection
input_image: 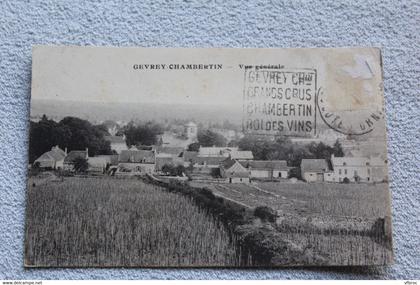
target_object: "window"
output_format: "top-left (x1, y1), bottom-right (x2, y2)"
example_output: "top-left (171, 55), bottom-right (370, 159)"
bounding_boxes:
top-left (343, 162), bottom-right (347, 166)
top-left (278, 172), bottom-right (282, 178)
top-left (339, 169), bottom-right (342, 175)
top-left (354, 170), bottom-right (357, 176)
top-left (367, 169), bottom-right (370, 175)
top-left (339, 178), bottom-right (342, 182)
top-left (344, 169), bottom-right (347, 175)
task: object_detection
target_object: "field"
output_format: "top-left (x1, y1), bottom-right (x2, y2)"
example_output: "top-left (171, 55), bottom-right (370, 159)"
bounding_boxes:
top-left (205, 181), bottom-right (391, 218)
top-left (25, 177), bottom-right (240, 267)
top-left (194, 180), bottom-right (393, 265)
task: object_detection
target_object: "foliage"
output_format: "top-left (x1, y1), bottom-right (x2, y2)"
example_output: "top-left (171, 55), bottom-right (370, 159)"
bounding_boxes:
top-left (29, 115), bottom-right (112, 163)
top-left (161, 164), bottom-right (185, 177)
top-left (238, 136), bottom-right (344, 167)
top-left (254, 206), bottom-right (277, 223)
top-left (187, 142), bottom-right (200, 152)
top-left (210, 167), bottom-right (221, 178)
top-left (197, 129), bottom-right (227, 147)
top-left (73, 157), bottom-right (88, 173)
top-left (122, 121), bottom-right (163, 146)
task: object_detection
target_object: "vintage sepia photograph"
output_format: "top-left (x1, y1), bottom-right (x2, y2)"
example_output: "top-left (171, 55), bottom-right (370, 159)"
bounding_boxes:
top-left (25, 46), bottom-right (393, 267)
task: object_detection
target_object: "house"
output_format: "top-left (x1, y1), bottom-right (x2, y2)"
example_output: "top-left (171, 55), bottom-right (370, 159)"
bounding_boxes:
top-left (33, 145), bottom-right (66, 169)
top-left (63, 149), bottom-right (89, 171)
top-left (220, 158), bottom-right (250, 183)
top-left (87, 156), bottom-right (108, 174)
top-left (229, 150), bottom-right (254, 160)
top-left (326, 154), bottom-right (388, 183)
top-left (300, 159), bottom-right (330, 182)
top-left (184, 121), bottom-right (198, 141)
top-left (194, 156), bottom-right (226, 174)
top-left (160, 122), bottom-right (197, 148)
top-left (368, 156), bottom-right (388, 182)
top-left (104, 135), bottom-right (127, 154)
top-left (240, 160), bottom-right (289, 179)
top-left (117, 150), bottom-right (155, 174)
top-left (198, 147), bottom-right (238, 157)
top-left (95, 154), bottom-right (119, 166)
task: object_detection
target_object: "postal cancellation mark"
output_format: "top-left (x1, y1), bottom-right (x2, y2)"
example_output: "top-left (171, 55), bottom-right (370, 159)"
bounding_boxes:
top-left (242, 68), bottom-right (317, 137)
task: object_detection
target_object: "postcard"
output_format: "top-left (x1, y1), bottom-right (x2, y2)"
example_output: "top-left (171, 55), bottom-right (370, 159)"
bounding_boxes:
top-left (25, 46), bottom-right (393, 267)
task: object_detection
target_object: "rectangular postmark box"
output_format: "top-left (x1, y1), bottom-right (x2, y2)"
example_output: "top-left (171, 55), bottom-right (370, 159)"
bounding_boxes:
top-left (243, 68), bottom-right (317, 137)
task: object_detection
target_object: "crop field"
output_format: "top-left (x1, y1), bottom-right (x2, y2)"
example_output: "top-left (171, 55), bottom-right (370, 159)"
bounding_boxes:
top-left (199, 181), bottom-right (393, 265)
top-left (25, 177), bottom-right (240, 267)
top-left (208, 181), bottom-right (391, 218)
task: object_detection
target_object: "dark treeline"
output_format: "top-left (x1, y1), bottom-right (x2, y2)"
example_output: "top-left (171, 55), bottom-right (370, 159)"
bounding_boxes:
top-left (197, 129), bottom-right (227, 147)
top-left (237, 135), bottom-right (344, 167)
top-left (29, 115), bottom-right (112, 163)
top-left (119, 121), bottom-right (164, 146)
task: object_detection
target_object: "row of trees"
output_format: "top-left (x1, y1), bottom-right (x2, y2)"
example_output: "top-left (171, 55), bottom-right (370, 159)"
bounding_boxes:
top-left (29, 115), bottom-right (112, 163)
top-left (237, 135), bottom-right (344, 167)
top-left (119, 121), bottom-right (164, 146)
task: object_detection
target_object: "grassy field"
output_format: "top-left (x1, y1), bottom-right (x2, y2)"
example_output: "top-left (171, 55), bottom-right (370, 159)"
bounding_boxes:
top-left (195, 180), bottom-right (393, 265)
top-left (206, 181), bottom-right (391, 218)
top-left (25, 177), bottom-right (240, 267)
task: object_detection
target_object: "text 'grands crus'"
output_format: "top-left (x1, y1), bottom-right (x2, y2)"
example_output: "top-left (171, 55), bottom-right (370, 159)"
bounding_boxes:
top-left (133, 64), bottom-right (223, 70)
top-left (243, 69), bottom-right (317, 135)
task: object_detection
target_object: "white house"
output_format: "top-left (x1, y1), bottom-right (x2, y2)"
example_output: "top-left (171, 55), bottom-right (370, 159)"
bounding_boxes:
top-left (301, 159), bottom-right (330, 182)
top-left (369, 156), bottom-right (388, 182)
top-left (87, 156), bottom-right (108, 174)
top-left (34, 145), bottom-right (66, 169)
top-left (240, 160), bottom-right (289, 179)
top-left (325, 154), bottom-right (387, 183)
top-left (220, 158), bottom-right (250, 183)
top-left (185, 121), bottom-right (198, 141)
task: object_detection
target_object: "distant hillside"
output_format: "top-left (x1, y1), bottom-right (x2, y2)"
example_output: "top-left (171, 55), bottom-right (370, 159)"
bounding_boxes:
top-left (30, 99), bottom-right (243, 125)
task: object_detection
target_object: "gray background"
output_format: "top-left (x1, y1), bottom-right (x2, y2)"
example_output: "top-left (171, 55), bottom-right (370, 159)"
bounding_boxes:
top-left (0, 0), bottom-right (418, 280)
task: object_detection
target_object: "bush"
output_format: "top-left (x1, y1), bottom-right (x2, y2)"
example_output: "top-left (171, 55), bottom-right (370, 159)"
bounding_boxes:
top-left (342, 177), bottom-right (350, 184)
top-left (254, 206), bottom-right (277, 223)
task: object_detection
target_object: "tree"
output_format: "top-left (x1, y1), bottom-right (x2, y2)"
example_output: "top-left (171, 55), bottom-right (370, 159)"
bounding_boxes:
top-left (210, 167), bottom-right (221, 178)
top-left (333, 139), bottom-right (344, 157)
top-left (161, 164), bottom-right (175, 175)
top-left (197, 129), bottom-right (227, 147)
top-left (161, 164), bottom-right (185, 176)
top-left (237, 135), bottom-right (344, 167)
top-left (58, 117), bottom-right (112, 156)
top-left (29, 115), bottom-right (112, 163)
top-left (123, 121), bottom-right (163, 146)
top-left (187, 142), bottom-right (200, 152)
top-left (73, 157), bottom-right (88, 173)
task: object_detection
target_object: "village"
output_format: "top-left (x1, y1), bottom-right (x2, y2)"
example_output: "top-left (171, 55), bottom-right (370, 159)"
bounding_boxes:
top-left (32, 120), bottom-right (389, 185)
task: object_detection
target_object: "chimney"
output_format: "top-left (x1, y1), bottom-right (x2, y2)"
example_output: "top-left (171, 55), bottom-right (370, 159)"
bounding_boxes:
top-left (64, 147), bottom-right (67, 155)
top-left (85, 147), bottom-right (89, 158)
